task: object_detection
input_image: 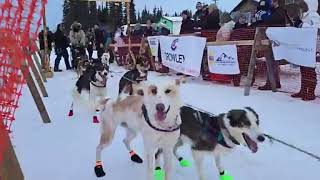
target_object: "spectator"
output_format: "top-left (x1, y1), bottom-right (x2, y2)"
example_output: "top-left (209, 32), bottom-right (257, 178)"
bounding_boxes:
top-left (202, 4), bottom-right (220, 30)
top-left (193, 2), bottom-right (205, 28)
top-left (257, 0), bottom-right (290, 90)
top-left (151, 23), bottom-right (159, 35)
top-left (290, 0), bottom-right (320, 101)
top-left (38, 26), bottom-right (54, 69)
top-left (216, 13), bottom-right (234, 41)
top-left (69, 21), bottom-right (86, 68)
top-left (233, 12), bottom-right (249, 29)
top-left (53, 23), bottom-right (71, 72)
top-left (144, 19), bottom-right (154, 37)
top-left (159, 23), bottom-right (171, 35)
top-left (180, 10), bottom-right (194, 34)
top-left (253, 0), bottom-right (272, 26)
top-left (132, 23), bottom-right (144, 37)
top-left (86, 27), bottom-right (95, 60)
top-left (94, 24), bottom-right (105, 59)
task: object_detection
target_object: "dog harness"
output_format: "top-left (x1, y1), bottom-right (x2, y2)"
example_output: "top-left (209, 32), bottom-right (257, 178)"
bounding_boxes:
top-left (195, 110), bottom-right (240, 149)
top-left (213, 118), bottom-right (240, 148)
top-left (141, 104), bottom-right (180, 133)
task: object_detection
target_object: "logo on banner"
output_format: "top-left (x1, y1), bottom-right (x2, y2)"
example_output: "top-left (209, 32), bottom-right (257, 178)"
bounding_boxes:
top-left (171, 39), bottom-right (179, 51)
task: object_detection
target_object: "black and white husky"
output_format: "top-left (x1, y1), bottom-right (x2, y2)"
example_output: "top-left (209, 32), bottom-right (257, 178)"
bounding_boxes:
top-left (118, 56), bottom-right (150, 100)
top-left (69, 60), bottom-right (109, 123)
top-left (156, 106), bottom-right (265, 180)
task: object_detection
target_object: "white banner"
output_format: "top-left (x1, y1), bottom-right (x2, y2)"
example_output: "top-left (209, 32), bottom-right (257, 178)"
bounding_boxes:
top-left (159, 36), bottom-right (206, 77)
top-left (207, 45), bottom-right (240, 74)
top-left (266, 27), bottom-right (318, 68)
top-left (147, 36), bottom-right (160, 57)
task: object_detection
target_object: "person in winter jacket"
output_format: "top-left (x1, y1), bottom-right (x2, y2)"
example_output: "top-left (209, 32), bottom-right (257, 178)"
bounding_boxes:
top-left (94, 24), bottom-right (105, 59)
top-left (53, 23), bottom-right (71, 71)
top-left (180, 10), bottom-right (194, 34)
top-left (38, 27), bottom-right (54, 69)
top-left (257, 0), bottom-right (291, 91)
top-left (86, 27), bottom-right (95, 60)
top-left (144, 19), bottom-right (154, 37)
top-left (202, 4), bottom-right (220, 30)
top-left (290, 0), bottom-right (320, 101)
top-left (232, 11), bottom-right (249, 29)
top-left (69, 22), bottom-right (86, 67)
top-left (254, 0), bottom-right (272, 25)
top-left (193, 2), bottom-right (205, 29)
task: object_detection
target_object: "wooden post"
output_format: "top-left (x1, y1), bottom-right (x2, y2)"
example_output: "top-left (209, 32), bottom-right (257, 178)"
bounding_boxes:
top-left (0, 128), bottom-right (24, 180)
top-left (22, 65), bottom-right (51, 123)
top-left (244, 27), bottom-right (277, 96)
top-left (264, 47), bottom-right (277, 92)
top-left (27, 56), bottom-right (48, 97)
top-left (32, 53), bottom-right (47, 83)
top-left (126, 1), bottom-right (136, 65)
top-left (244, 28), bottom-right (260, 96)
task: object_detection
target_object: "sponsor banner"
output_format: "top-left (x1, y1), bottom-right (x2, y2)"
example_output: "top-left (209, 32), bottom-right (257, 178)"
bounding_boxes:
top-left (147, 36), bottom-right (160, 57)
top-left (207, 45), bottom-right (240, 74)
top-left (159, 36), bottom-right (206, 77)
top-left (266, 27), bottom-right (318, 68)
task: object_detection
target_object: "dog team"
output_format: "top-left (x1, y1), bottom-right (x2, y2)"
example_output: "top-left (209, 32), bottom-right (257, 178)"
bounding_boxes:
top-left (68, 53), bottom-right (265, 180)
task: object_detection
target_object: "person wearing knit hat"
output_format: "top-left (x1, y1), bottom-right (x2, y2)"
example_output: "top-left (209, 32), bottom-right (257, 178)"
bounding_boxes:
top-left (180, 10), bottom-right (194, 34)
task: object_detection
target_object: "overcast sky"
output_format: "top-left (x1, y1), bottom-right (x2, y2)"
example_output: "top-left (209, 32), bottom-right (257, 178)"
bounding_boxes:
top-left (47, 0), bottom-right (241, 30)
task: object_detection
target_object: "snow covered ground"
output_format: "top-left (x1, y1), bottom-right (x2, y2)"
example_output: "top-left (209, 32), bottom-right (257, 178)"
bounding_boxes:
top-left (10, 57), bottom-right (320, 180)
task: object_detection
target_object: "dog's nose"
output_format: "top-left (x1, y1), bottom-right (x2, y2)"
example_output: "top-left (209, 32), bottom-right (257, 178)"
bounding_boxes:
top-left (257, 135), bottom-right (265, 142)
top-left (104, 72), bottom-right (108, 76)
top-left (156, 103), bottom-right (165, 112)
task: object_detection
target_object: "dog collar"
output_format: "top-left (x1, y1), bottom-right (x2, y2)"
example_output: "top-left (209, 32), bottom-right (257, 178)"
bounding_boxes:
top-left (217, 118), bottom-right (240, 148)
top-left (91, 81), bottom-right (106, 88)
top-left (141, 104), bottom-right (180, 133)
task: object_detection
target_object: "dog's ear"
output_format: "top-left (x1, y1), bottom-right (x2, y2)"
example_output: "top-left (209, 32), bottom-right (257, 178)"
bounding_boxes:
top-left (227, 110), bottom-right (247, 128)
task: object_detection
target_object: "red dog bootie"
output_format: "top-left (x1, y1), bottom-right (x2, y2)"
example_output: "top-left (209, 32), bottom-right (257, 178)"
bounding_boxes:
top-left (68, 110), bottom-right (74, 117)
top-left (93, 116), bottom-right (99, 123)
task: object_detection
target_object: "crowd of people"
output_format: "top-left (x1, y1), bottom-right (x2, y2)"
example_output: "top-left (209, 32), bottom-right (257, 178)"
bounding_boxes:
top-left (38, 21), bottom-right (115, 72)
top-left (38, 0), bottom-right (319, 100)
top-left (178, 0), bottom-right (319, 101)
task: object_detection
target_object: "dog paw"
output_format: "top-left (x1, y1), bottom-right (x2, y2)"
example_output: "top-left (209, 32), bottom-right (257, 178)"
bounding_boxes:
top-left (93, 116), bottom-right (99, 123)
top-left (130, 151), bottom-right (143, 163)
top-left (219, 171), bottom-right (233, 180)
top-left (179, 158), bottom-right (192, 167)
top-left (94, 165), bottom-right (106, 177)
top-left (68, 110), bottom-right (74, 117)
top-left (154, 167), bottom-right (165, 180)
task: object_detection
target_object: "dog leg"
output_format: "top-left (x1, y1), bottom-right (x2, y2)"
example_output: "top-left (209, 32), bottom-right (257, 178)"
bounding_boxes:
top-left (68, 102), bottom-right (74, 117)
top-left (123, 127), bottom-right (143, 163)
top-left (146, 151), bottom-right (155, 180)
top-left (89, 93), bottom-right (99, 123)
top-left (173, 138), bottom-right (190, 167)
top-left (155, 148), bottom-right (163, 168)
top-left (192, 149), bottom-right (205, 180)
top-left (214, 155), bottom-right (226, 177)
top-left (163, 148), bottom-right (174, 180)
top-left (154, 149), bottom-right (165, 180)
top-left (94, 119), bottom-right (116, 177)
